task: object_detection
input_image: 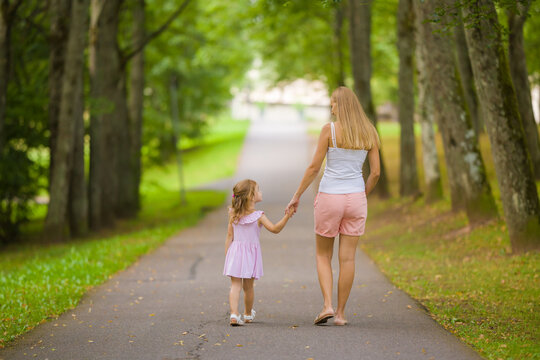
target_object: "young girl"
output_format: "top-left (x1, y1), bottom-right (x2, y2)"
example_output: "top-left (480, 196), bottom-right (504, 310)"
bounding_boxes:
top-left (223, 179), bottom-right (292, 326)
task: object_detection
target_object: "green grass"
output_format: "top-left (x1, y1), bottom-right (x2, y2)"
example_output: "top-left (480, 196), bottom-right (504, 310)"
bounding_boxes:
top-left (0, 117), bottom-right (250, 348)
top-left (141, 122), bottom-right (248, 192)
top-left (356, 121), bottom-right (540, 360)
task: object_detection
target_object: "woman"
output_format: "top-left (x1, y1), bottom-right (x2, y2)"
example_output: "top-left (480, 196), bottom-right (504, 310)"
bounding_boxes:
top-left (286, 86), bottom-right (380, 326)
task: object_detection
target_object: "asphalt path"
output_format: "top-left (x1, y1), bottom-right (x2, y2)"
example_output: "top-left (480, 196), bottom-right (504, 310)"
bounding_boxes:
top-left (1, 120), bottom-right (483, 360)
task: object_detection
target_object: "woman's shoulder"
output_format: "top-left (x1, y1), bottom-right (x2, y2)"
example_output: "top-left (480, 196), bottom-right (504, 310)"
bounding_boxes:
top-left (319, 123), bottom-right (331, 139)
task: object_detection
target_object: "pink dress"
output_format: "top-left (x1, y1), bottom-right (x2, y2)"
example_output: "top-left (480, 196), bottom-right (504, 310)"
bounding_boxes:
top-left (223, 210), bottom-right (264, 280)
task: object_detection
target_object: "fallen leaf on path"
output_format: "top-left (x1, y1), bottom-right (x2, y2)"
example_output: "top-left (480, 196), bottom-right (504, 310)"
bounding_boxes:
top-left (148, 314), bottom-right (155, 317)
top-left (214, 343), bottom-right (221, 346)
top-left (88, 340), bottom-right (94, 343)
top-left (407, 305), bottom-right (412, 309)
top-left (236, 344), bottom-right (243, 347)
top-left (182, 332), bottom-right (188, 335)
top-left (198, 334), bottom-right (206, 338)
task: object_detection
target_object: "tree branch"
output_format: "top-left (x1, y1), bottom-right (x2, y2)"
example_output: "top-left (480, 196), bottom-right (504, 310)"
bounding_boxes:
top-left (122, 0), bottom-right (192, 64)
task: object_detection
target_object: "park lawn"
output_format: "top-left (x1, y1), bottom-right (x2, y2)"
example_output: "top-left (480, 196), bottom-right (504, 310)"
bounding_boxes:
top-left (0, 118), bottom-right (250, 348)
top-left (360, 122), bottom-right (540, 360)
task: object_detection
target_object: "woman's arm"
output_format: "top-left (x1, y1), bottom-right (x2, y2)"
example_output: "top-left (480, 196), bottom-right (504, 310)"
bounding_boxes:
top-left (224, 220), bottom-right (234, 255)
top-left (286, 123), bottom-right (330, 214)
top-left (259, 211), bottom-right (292, 234)
top-left (365, 144), bottom-right (381, 196)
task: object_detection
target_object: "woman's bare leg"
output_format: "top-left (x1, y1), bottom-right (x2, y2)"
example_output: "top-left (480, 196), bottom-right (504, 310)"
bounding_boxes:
top-left (316, 234), bottom-right (335, 315)
top-left (242, 278), bottom-right (255, 315)
top-left (336, 234), bottom-right (360, 322)
top-left (229, 277), bottom-right (242, 316)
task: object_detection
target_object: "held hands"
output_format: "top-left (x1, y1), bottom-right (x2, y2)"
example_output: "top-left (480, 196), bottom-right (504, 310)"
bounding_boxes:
top-left (285, 195), bottom-right (300, 217)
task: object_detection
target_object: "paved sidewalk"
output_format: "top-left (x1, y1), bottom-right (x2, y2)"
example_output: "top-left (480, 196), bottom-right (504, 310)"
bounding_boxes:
top-left (1, 120), bottom-right (482, 360)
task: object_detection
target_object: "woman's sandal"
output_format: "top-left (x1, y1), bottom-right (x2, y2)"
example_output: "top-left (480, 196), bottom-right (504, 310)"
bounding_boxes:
top-left (230, 314), bottom-right (244, 326)
top-left (314, 310), bottom-right (335, 325)
top-left (243, 309), bottom-right (256, 323)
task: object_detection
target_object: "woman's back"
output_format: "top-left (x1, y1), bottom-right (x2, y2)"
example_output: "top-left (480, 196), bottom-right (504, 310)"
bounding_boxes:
top-left (318, 122), bottom-right (368, 194)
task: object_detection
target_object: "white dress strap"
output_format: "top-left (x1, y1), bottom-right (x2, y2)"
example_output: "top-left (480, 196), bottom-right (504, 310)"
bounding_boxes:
top-left (330, 122), bottom-right (337, 148)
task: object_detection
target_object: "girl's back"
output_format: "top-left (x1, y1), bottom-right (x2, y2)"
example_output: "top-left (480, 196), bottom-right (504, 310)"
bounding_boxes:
top-left (232, 211), bottom-right (264, 244)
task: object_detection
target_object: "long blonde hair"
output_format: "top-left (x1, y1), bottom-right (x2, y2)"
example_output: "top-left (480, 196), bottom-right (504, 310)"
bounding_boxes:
top-left (331, 86), bottom-right (380, 150)
top-left (230, 179), bottom-right (257, 224)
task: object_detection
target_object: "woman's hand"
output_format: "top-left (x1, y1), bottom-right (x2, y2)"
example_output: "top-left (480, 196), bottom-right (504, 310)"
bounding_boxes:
top-left (286, 195), bottom-right (300, 216)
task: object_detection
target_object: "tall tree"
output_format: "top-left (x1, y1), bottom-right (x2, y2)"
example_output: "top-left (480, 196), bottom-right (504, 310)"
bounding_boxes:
top-left (414, 0), bottom-right (498, 224)
top-left (415, 18), bottom-right (442, 203)
top-left (0, 0), bottom-right (23, 153)
top-left (128, 0), bottom-right (145, 212)
top-left (397, 0), bottom-right (419, 197)
top-left (68, 65), bottom-right (88, 237)
top-left (454, 13), bottom-right (483, 135)
top-left (508, 0), bottom-right (540, 180)
top-left (348, 0), bottom-right (390, 198)
top-left (462, 0), bottom-right (540, 251)
top-left (89, 0), bottom-right (122, 229)
top-left (332, 1), bottom-right (345, 89)
top-left (47, 0), bottom-right (70, 186)
top-left (89, 0), bottom-right (192, 227)
top-left (45, 0), bottom-right (90, 239)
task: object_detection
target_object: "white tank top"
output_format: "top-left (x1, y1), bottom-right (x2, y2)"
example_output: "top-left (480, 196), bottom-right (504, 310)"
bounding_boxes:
top-left (318, 122), bottom-right (368, 194)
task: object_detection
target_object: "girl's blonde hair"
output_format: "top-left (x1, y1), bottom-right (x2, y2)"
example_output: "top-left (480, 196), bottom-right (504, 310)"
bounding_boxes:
top-left (230, 179), bottom-right (257, 224)
top-left (331, 86), bottom-right (381, 150)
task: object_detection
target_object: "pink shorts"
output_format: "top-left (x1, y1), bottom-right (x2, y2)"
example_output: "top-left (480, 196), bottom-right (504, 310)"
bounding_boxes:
top-left (314, 192), bottom-right (368, 237)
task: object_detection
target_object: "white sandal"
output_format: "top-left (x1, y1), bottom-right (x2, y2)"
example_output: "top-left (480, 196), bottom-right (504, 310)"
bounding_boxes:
top-left (230, 314), bottom-right (244, 326)
top-left (243, 309), bottom-right (256, 323)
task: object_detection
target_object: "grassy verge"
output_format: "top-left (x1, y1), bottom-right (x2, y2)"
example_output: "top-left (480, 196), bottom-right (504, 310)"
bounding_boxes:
top-left (362, 198), bottom-right (539, 360)
top-left (0, 118), bottom-right (250, 348)
top-left (358, 122), bottom-right (540, 360)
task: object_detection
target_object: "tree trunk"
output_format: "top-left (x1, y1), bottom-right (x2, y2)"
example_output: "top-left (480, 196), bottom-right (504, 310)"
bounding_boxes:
top-left (415, 21), bottom-right (442, 203)
top-left (127, 0), bottom-right (145, 212)
top-left (348, 0), bottom-right (390, 198)
top-left (0, 4), bottom-right (8, 153)
top-left (45, 0), bottom-right (90, 239)
top-left (414, 0), bottom-right (498, 224)
top-left (508, 1), bottom-right (540, 180)
top-left (89, 0), bottom-right (122, 229)
top-left (397, 0), bottom-right (419, 197)
top-left (48, 0), bottom-right (71, 188)
top-left (68, 65), bottom-right (88, 236)
top-left (114, 68), bottom-right (132, 218)
top-left (454, 13), bottom-right (483, 135)
top-left (462, 0), bottom-right (540, 252)
top-left (333, 2), bottom-right (345, 89)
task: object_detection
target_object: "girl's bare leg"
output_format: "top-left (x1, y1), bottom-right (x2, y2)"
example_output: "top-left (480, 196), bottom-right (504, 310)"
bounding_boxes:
top-left (229, 277), bottom-right (242, 316)
top-left (242, 278), bottom-right (255, 315)
top-left (336, 234), bottom-right (359, 322)
top-left (316, 234), bottom-right (335, 315)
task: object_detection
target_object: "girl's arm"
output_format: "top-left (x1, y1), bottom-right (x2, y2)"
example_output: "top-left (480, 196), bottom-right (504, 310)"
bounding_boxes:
top-left (286, 123), bottom-right (330, 214)
top-left (365, 144), bottom-right (381, 196)
top-left (258, 210), bottom-right (292, 234)
top-left (224, 218), bottom-right (234, 255)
